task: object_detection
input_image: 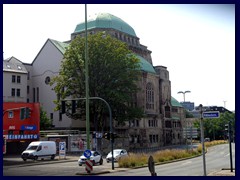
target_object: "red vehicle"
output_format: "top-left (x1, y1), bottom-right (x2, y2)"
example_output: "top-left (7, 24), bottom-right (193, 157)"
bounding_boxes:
top-left (3, 102), bottom-right (40, 154)
top-left (3, 136), bottom-right (6, 154)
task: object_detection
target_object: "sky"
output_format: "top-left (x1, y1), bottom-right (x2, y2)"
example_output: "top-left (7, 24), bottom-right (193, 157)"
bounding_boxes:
top-left (3, 4), bottom-right (235, 111)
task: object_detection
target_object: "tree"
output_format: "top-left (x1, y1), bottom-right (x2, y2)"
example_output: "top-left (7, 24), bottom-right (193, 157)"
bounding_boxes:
top-left (51, 32), bottom-right (143, 131)
top-left (193, 112), bottom-right (235, 140)
top-left (40, 107), bottom-right (52, 130)
top-left (185, 110), bottom-right (194, 118)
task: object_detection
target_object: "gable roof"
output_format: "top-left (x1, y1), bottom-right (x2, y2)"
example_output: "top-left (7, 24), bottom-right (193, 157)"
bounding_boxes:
top-left (31, 39), bottom-right (69, 65)
top-left (49, 39), bottom-right (69, 54)
top-left (3, 57), bottom-right (27, 73)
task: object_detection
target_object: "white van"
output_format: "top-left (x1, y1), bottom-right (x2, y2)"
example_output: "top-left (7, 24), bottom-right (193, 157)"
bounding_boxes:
top-left (21, 141), bottom-right (56, 161)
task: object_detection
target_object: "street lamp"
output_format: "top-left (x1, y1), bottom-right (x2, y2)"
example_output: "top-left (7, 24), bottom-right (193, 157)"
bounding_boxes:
top-left (177, 90), bottom-right (191, 102)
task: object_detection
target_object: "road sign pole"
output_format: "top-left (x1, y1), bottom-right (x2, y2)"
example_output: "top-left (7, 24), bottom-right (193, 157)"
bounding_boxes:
top-left (228, 122), bottom-right (233, 172)
top-left (190, 127), bottom-right (193, 151)
top-left (199, 104), bottom-right (207, 176)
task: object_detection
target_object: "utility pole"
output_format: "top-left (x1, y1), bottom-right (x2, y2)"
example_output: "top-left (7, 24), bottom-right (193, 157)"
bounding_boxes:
top-left (225, 122), bottom-right (233, 172)
top-left (85, 4), bottom-right (90, 150)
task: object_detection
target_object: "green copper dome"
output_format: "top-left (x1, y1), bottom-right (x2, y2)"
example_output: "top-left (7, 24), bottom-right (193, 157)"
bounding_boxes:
top-left (171, 97), bottom-right (183, 107)
top-left (74, 13), bottom-right (137, 37)
top-left (136, 55), bottom-right (156, 74)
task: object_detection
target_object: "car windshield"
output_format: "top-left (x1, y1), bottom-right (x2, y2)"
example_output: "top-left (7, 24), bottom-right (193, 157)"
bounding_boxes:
top-left (109, 150), bottom-right (122, 155)
top-left (27, 145), bottom-right (38, 150)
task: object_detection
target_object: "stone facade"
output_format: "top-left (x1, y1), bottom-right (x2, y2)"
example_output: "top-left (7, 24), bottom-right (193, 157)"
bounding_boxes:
top-left (70, 13), bottom-right (185, 150)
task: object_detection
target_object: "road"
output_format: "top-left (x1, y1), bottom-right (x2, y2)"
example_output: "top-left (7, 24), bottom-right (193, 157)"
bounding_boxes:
top-left (100, 143), bottom-right (235, 176)
top-left (3, 143), bottom-right (235, 176)
top-left (3, 157), bottom-right (119, 176)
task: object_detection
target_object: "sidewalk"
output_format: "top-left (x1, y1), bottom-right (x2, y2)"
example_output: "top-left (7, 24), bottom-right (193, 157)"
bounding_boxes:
top-left (208, 169), bottom-right (235, 176)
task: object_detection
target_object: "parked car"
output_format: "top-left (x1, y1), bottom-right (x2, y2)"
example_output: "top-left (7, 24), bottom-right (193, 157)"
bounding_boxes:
top-left (106, 149), bottom-right (128, 163)
top-left (204, 138), bottom-right (210, 142)
top-left (78, 151), bottom-right (103, 166)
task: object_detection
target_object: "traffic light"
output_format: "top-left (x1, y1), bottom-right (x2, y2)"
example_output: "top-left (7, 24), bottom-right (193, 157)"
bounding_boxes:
top-left (25, 107), bottom-right (31, 118)
top-left (20, 108), bottom-right (25, 120)
top-left (61, 100), bottom-right (66, 114)
top-left (111, 133), bottom-right (120, 143)
top-left (103, 132), bottom-right (110, 140)
top-left (225, 124), bottom-right (229, 132)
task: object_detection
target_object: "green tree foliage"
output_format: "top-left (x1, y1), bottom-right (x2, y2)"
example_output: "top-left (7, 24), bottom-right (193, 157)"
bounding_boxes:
top-left (193, 112), bottom-right (235, 140)
top-left (51, 32), bottom-right (143, 131)
top-left (185, 110), bottom-right (194, 118)
top-left (40, 107), bottom-right (52, 130)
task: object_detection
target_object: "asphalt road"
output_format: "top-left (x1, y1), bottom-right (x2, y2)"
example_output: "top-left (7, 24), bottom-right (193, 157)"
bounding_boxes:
top-left (3, 143), bottom-right (235, 176)
top-left (3, 156), bottom-right (120, 176)
top-left (100, 143), bottom-right (235, 176)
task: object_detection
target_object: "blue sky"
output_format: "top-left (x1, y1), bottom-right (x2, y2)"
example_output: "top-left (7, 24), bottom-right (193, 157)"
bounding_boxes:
top-left (3, 4), bottom-right (235, 111)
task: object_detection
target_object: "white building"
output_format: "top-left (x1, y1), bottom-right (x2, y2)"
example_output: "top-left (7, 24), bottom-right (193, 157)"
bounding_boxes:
top-left (3, 57), bottom-right (28, 103)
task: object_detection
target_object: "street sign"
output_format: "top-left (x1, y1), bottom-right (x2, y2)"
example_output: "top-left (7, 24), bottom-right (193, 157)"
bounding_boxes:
top-left (183, 127), bottom-right (198, 138)
top-left (83, 149), bottom-right (92, 159)
top-left (202, 111), bottom-right (220, 119)
top-left (183, 127), bottom-right (198, 132)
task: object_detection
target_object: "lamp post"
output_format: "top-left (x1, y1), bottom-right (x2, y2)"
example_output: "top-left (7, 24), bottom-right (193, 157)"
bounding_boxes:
top-left (177, 90), bottom-right (191, 102)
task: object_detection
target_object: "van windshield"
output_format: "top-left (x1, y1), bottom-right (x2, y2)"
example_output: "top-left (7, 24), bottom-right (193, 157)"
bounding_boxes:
top-left (27, 145), bottom-right (38, 150)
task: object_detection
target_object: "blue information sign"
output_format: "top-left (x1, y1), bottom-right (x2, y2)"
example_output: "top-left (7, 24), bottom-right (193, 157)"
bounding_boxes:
top-left (202, 111), bottom-right (220, 118)
top-left (59, 142), bottom-right (66, 158)
top-left (84, 149), bottom-right (92, 158)
top-left (59, 142), bottom-right (65, 151)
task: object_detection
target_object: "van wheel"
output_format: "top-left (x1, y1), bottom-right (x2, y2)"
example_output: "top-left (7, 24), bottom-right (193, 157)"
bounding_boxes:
top-left (23, 158), bottom-right (27, 162)
top-left (51, 155), bottom-right (55, 160)
top-left (34, 156), bottom-right (38, 160)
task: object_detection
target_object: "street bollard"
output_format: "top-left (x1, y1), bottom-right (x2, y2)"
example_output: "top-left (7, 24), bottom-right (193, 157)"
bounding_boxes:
top-left (148, 155), bottom-right (157, 176)
top-left (85, 160), bottom-right (93, 174)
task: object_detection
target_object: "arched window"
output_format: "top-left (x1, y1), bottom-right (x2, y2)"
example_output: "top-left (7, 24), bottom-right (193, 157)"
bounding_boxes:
top-left (146, 83), bottom-right (154, 109)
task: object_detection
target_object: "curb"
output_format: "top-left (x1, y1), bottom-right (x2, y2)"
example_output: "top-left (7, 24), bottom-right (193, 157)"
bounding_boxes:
top-left (76, 171), bottom-right (111, 175)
